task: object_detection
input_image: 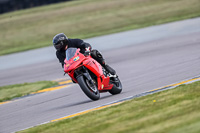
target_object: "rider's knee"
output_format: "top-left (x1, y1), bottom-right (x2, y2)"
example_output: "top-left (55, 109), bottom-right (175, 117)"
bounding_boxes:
top-left (91, 49), bottom-right (104, 63)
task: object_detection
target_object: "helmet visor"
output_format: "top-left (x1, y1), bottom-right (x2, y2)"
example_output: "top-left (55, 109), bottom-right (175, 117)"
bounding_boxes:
top-left (55, 41), bottom-right (63, 50)
top-left (55, 43), bottom-right (61, 50)
top-left (54, 40), bottom-right (68, 51)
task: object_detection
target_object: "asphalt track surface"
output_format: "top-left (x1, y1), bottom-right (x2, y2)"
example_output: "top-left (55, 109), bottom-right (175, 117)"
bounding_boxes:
top-left (0, 18), bottom-right (200, 132)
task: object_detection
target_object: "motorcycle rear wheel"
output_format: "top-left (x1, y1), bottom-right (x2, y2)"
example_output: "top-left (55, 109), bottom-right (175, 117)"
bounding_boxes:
top-left (109, 77), bottom-right (122, 95)
top-left (77, 75), bottom-right (100, 101)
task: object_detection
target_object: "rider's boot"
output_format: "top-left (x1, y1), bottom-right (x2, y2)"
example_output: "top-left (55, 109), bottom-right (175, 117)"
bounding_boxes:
top-left (103, 64), bottom-right (116, 75)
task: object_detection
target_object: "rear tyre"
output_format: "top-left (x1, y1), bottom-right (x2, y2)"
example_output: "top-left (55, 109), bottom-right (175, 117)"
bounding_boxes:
top-left (109, 77), bottom-right (122, 95)
top-left (77, 75), bottom-right (100, 101)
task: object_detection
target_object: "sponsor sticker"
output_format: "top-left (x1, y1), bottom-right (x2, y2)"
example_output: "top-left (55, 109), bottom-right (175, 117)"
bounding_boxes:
top-left (73, 56), bottom-right (80, 61)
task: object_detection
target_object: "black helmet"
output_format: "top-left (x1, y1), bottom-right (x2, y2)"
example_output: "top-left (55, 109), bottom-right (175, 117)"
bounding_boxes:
top-left (52, 33), bottom-right (68, 51)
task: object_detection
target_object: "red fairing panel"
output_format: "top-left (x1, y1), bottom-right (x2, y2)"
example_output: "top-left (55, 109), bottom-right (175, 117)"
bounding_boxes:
top-left (83, 57), bottom-right (103, 77)
top-left (64, 53), bottom-right (85, 73)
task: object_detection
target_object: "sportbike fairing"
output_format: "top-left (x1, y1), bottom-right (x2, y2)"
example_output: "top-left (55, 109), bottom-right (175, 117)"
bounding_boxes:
top-left (62, 47), bottom-right (122, 100)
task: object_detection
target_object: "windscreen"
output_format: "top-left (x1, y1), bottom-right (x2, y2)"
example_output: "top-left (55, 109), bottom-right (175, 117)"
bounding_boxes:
top-left (66, 48), bottom-right (77, 61)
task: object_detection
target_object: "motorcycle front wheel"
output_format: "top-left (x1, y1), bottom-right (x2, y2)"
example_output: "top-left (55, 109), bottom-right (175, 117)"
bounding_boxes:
top-left (77, 75), bottom-right (100, 101)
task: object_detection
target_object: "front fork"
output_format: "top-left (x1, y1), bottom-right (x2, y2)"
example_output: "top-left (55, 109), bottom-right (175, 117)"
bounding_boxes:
top-left (77, 66), bottom-right (97, 93)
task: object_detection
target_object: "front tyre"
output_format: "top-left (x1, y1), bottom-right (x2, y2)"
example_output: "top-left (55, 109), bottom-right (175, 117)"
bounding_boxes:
top-left (109, 76), bottom-right (122, 95)
top-left (77, 75), bottom-right (100, 101)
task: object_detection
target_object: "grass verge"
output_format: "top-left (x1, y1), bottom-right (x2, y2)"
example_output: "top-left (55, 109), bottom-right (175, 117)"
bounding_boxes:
top-left (0, 0), bottom-right (200, 55)
top-left (19, 81), bottom-right (200, 133)
top-left (0, 81), bottom-right (58, 102)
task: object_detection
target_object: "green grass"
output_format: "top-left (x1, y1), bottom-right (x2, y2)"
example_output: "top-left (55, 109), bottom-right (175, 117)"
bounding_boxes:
top-left (19, 81), bottom-right (200, 133)
top-left (0, 81), bottom-right (58, 102)
top-left (0, 0), bottom-right (200, 55)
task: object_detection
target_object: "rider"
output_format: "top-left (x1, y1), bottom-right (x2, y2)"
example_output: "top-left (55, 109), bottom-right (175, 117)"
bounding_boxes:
top-left (52, 33), bottom-right (116, 75)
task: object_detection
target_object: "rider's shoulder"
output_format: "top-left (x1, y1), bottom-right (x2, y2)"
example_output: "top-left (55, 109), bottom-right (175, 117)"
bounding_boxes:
top-left (68, 38), bottom-right (83, 42)
top-left (68, 39), bottom-right (83, 46)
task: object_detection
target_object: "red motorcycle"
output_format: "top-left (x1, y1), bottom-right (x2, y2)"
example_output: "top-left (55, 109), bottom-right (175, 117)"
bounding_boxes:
top-left (64, 48), bottom-right (122, 100)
